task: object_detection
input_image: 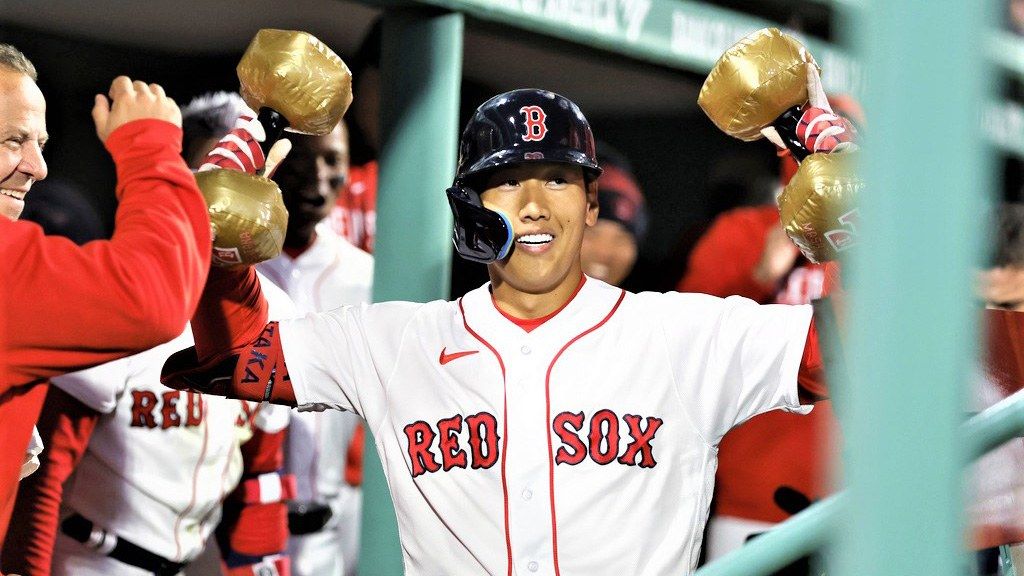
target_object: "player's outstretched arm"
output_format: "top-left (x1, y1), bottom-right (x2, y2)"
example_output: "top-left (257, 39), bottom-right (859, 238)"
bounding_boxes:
top-left (3, 76), bottom-right (211, 389)
top-left (162, 266), bottom-right (297, 406)
top-left (0, 388), bottom-right (100, 575)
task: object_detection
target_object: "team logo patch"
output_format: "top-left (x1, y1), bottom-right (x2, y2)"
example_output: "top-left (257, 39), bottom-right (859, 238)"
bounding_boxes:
top-left (212, 245), bottom-right (242, 266)
top-left (824, 208), bottom-right (860, 252)
top-left (520, 106), bottom-right (548, 142)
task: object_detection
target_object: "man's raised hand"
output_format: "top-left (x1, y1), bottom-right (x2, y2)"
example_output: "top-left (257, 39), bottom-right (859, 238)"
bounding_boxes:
top-left (92, 76), bottom-right (182, 142)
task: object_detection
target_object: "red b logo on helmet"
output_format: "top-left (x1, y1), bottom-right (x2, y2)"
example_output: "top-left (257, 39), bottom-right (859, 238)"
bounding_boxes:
top-left (520, 106), bottom-right (548, 142)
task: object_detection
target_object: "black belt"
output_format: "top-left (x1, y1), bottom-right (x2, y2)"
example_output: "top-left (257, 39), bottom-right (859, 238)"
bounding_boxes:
top-left (287, 500), bottom-right (333, 535)
top-left (61, 513), bottom-right (187, 576)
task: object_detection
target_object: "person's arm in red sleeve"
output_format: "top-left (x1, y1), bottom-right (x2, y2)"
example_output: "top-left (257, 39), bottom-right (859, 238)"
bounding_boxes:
top-left (0, 387), bottom-right (99, 576)
top-left (162, 266), bottom-right (297, 406)
top-left (678, 208), bottom-right (794, 302)
top-left (798, 318), bottom-right (828, 403)
top-left (796, 265), bottom-right (849, 403)
top-left (216, 407), bottom-right (293, 576)
top-left (3, 80), bottom-right (211, 390)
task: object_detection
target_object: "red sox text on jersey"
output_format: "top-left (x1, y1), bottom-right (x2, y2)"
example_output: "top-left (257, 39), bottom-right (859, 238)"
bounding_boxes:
top-left (404, 410), bottom-right (663, 476)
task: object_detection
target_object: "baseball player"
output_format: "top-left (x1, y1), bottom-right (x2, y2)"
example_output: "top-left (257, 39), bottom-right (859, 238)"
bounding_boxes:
top-left (256, 123), bottom-right (374, 576)
top-left (0, 45), bottom-right (210, 547)
top-left (2, 313), bottom-right (292, 576)
top-left (163, 88), bottom-right (834, 575)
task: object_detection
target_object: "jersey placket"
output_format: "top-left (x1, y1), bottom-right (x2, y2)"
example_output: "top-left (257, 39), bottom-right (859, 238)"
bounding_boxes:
top-left (502, 329), bottom-right (557, 576)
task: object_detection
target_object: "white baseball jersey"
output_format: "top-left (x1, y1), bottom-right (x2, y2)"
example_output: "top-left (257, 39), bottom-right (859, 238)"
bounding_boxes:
top-left (258, 223), bottom-right (374, 576)
top-left (50, 274), bottom-right (295, 574)
top-left (279, 276), bottom-right (813, 575)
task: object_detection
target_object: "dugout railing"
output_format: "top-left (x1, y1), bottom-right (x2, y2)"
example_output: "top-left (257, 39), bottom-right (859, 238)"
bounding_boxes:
top-left (359, 1), bottom-right (1024, 574)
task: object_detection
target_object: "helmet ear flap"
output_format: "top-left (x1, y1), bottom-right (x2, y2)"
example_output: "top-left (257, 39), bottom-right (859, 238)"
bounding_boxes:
top-left (446, 183), bottom-right (514, 264)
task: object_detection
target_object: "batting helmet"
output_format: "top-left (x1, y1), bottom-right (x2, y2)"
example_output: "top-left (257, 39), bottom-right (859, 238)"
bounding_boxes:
top-left (446, 88), bottom-right (602, 263)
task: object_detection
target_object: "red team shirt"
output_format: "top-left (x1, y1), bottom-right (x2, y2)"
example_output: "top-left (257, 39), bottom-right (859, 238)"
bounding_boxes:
top-left (0, 119), bottom-right (211, 546)
top-left (680, 204), bottom-right (837, 523)
top-left (328, 160), bottom-right (377, 253)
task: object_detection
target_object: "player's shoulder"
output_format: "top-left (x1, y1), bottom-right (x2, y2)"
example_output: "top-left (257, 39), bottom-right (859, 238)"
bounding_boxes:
top-left (628, 287), bottom-right (728, 308)
top-left (336, 235), bottom-right (375, 276)
top-left (626, 289), bottom-right (776, 326)
top-left (317, 222), bottom-right (375, 271)
top-left (256, 269), bottom-right (300, 320)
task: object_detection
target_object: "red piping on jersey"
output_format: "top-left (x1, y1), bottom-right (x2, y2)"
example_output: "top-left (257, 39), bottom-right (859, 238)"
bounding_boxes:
top-left (545, 289), bottom-right (626, 576)
top-left (492, 275), bottom-right (587, 333)
top-left (174, 398), bottom-right (209, 560)
top-left (459, 298), bottom-right (513, 576)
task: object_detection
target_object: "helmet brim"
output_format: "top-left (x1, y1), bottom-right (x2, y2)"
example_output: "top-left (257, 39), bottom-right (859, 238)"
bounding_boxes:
top-left (462, 146), bottom-right (602, 182)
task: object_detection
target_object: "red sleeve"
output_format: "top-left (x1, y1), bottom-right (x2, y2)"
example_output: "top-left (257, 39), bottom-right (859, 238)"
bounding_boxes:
top-left (677, 207), bottom-right (778, 302)
top-left (0, 387), bottom-right (98, 576)
top-left (1, 119), bottom-right (211, 390)
top-left (217, 419), bottom-right (290, 568)
top-left (192, 267), bottom-right (269, 363)
top-left (797, 318), bottom-right (828, 402)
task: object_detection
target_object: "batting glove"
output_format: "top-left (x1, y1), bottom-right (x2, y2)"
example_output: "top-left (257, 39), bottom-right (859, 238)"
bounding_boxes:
top-left (199, 106), bottom-right (268, 174)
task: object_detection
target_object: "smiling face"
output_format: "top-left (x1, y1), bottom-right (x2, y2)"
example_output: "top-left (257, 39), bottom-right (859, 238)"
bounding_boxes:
top-left (0, 69), bottom-right (48, 221)
top-left (480, 162), bottom-right (597, 301)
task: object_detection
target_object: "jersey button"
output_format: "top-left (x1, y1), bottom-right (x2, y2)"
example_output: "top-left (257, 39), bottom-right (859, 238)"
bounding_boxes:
top-left (522, 488), bottom-right (533, 500)
top-left (528, 561), bottom-right (539, 572)
top-left (520, 345), bottom-right (532, 355)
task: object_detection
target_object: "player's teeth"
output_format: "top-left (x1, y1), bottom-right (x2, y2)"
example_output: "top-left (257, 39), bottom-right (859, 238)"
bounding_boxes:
top-left (517, 234), bottom-right (553, 244)
top-left (0, 191), bottom-right (22, 200)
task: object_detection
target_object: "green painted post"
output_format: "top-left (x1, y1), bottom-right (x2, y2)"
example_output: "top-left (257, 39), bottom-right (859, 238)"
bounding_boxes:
top-left (837, 0), bottom-right (991, 575)
top-left (358, 9), bottom-right (463, 575)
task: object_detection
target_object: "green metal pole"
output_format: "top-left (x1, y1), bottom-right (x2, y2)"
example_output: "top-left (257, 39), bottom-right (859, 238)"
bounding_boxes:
top-left (838, 0), bottom-right (990, 575)
top-left (695, 391), bottom-right (1024, 576)
top-left (359, 9), bottom-right (463, 575)
top-left (695, 495), bottom-right (843, 576)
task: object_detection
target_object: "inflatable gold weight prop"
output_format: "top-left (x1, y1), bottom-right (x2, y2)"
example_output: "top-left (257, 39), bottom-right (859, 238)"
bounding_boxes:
top-left (699, 27), bottom-right (863, 263)
top-left (777, 152), bottom-right (862, 263)
top-left (201, 29), bottom-right (353, 267)
top-left (698, 28), bottom-right (818, 146)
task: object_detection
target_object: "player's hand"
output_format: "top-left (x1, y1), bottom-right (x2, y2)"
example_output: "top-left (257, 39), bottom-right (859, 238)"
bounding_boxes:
top-left (795, 106), bottom-right (858, 154)
top-left (754, 224), bottom-right (800, 287)
top-left (198, 105), bottom-right (269, 174)
top-left (92, 76), bottom-right (181, 143)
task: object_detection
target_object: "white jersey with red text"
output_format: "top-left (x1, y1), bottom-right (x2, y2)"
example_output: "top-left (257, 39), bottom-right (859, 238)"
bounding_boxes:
top-left (50, 275), bottom-right (295, 574)
top-left (279, 276), bottom-right (813, 575)
top-left (257, 223), bottom-right (374, 576)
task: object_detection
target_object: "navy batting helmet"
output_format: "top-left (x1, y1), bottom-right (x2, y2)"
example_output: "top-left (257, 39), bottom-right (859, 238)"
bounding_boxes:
top-left (446, 89), bottom-right (602, 263)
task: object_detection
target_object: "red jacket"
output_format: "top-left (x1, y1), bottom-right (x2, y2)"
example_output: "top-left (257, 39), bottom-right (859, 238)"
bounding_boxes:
top-left (680, 205), bottom-right (836, 523)
top-left (0, 119), bottom-right (211, 544)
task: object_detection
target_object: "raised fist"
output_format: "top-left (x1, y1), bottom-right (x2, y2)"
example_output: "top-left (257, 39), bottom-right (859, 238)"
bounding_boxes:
top-left (92, 76), bottom-right (181, 143)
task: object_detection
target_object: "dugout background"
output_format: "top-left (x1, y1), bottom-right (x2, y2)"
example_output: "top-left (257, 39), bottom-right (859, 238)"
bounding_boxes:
top-left (1, 0), bottom-right (809, 294)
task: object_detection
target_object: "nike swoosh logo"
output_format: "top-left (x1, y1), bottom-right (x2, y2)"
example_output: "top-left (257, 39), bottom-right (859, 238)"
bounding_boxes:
top-left (439, 347), bottom-right (479, 365)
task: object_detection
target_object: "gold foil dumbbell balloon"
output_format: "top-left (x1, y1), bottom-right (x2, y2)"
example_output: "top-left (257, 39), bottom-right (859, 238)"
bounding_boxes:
top-left (698, 27), bottom-right (820, 159)
top-left (200, 29), bottom-right (352, 267)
